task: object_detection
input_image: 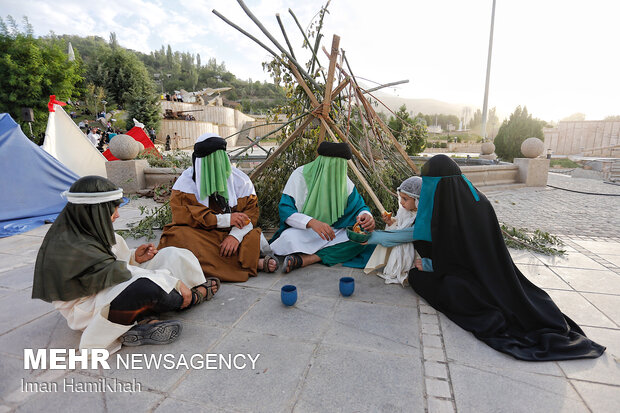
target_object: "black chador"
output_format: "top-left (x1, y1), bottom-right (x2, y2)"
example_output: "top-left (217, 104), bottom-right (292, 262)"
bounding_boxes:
top-left (409, 155), bottom-right (605, 361)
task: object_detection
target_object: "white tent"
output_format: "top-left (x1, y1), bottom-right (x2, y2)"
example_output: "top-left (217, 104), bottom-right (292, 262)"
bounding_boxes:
top-left (42, 104), bottom-right (108, 177)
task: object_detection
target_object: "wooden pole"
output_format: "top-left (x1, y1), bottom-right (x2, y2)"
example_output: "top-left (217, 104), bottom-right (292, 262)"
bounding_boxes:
top-left (347, 160), bottom-right (385, 213)
top-left (236, 0), bottom-right (321, 90)
top-left (354, 87), bottom-right (419, 174)
top-left (275, 13), bottom-right (296, 60)
top-left (288, 8), bottom-right (325, 81)
top-left (319, 117), bottom-right (370, 170)
top-left (249, 116), bottom-right (313, 180)
top-left (212, 9), bottom-right (280, 60)
top-left (318, 35), bottom-right (340, 144)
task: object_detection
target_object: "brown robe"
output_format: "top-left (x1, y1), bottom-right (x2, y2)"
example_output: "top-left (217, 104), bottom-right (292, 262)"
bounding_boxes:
top-left (158, 190), bottom-right (261, 282)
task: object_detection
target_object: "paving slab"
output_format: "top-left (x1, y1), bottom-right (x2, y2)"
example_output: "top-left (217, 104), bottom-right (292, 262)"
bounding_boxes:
top-left (292, 344), bottom-right (425, 413)
top-left (172, 329), bottom-right (316, 413)
top-left (322, 299), bottom-right (420, 356)
top-left (551, 267), bottom-right (620, 294)
top-left (0, 290), bottom-right (54, 335)
top-left (517, 263), bottom-right (572, 290)
top-left (546, 290), bottom-right (615, 328)
top-left (439, 313), bottom-right (564, 377)
top-left (235, 290), bottom-right (336, 343)
top-left (449, 364), bottom-right (589, 413)
top-left (558, 326), bottom-right (620, 386)
top-left (570, 381), bottom-right (620, 413)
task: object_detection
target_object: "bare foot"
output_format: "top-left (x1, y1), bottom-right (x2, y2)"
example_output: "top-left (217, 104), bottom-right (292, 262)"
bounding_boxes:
top-left (258, 257), bottom-right (278, 272)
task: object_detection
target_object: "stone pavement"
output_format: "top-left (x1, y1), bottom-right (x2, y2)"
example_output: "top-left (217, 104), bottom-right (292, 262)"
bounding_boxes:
top-left (0, 176), bottom-right (619, 412)
top-left (486, 173), bottom-right (620, 240)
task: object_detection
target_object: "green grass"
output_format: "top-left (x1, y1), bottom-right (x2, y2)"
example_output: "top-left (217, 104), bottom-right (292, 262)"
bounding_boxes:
top-left (550, 158), bottom-right (581, 168)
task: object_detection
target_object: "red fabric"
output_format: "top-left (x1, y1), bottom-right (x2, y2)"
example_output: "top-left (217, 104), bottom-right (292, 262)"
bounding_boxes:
top-left (103, 127), bottom-right (162, 161)
top-left (48, 95), bottom-right (66, 112)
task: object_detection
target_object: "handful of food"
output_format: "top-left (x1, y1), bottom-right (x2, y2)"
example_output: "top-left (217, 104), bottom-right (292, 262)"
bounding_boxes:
top-left (347, 222), bottom-right (371, 243)
top-left (381, 211), bottom-right (393, 220)
top-left (244, 219), bottom-right (251, 226)
top-left (352, 222), bottom-right (365, 234)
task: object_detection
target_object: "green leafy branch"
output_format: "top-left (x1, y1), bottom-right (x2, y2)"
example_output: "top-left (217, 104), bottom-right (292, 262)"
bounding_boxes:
top-left (501, 225), bottom-right (566, 256)
top-left (117, 202), bottom-right (171, 241)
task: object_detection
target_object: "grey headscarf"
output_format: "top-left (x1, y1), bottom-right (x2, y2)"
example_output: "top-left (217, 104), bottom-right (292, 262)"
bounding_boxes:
top-left (397, 176), bottom-right (422, 198)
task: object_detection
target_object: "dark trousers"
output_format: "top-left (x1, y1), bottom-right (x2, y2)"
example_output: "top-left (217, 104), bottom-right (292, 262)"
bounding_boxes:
top-left (108, 278), bottom-right (183, 325)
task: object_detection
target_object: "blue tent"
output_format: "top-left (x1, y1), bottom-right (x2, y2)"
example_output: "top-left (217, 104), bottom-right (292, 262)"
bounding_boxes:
top-left (0, 113), bottom-right (79, 237)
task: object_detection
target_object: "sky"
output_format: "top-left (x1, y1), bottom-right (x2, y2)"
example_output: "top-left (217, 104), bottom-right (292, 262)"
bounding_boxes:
top-left (2, 0), bottom-right (619, 122)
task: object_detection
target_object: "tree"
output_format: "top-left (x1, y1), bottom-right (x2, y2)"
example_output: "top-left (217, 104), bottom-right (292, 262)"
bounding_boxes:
top-left (94, 43), bottom-right (154, 107)
top-left (494, 106), bottom-right (545, 162)
top-left (603, 115), bottom-right (620, 121)
top-left (126, 86), bottom-right (161, 132)
top-left (388, 105), bottom-right (427, 155)
top-left (0, 16), bottom-right (83, 141)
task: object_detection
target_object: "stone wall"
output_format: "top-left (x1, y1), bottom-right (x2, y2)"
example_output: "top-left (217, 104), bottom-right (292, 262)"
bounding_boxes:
top-left (543, 120), bottom-right (620, 156)
top-left (158, 101), bottom-right (256, 147)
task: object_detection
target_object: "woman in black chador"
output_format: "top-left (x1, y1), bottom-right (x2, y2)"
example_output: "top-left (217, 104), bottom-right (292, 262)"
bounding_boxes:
top-left (409, 155), bottom-right (605, 361)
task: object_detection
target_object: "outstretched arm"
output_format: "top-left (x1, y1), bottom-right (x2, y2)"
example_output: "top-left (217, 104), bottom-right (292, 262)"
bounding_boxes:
top-left (366, 227), bottom-right (415, 247)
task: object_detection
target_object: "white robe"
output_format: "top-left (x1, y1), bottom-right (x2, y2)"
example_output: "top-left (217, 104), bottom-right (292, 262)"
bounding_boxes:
top-left (270, 166), bottom-right (370, 256)
top-left (364, 203), bottom-right (417, 286)
top-left (53, 234), bottom-right (205, 353)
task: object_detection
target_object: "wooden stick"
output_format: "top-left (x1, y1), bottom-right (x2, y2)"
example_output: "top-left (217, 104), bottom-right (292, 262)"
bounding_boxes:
top-left (276, 13), bottom-right (296, 60)
top-left (332, 77), bottom-right (350, 98)
top-left (289, 62), bottom-right (320, 108)
top-left (236, 0), bottom-right (321, 90)
top-left (212, 9), bottom-right (280, 59)
top-left (318, 35), bottom-right (340, 144)
top-left (347, 159), bottom-right (385, 213)
top-left (323, 35), bottom-right (340, 119)
top-left (363, 79), bottom-right (409, 94)
top-left (249, 116), bottom-right (313, 179)
top-left (288, 8), bottom-right (325, 81)
top-left (321, 117), bottom-right (371, 170)
top-left (354, 87), bottom-right (419, 174)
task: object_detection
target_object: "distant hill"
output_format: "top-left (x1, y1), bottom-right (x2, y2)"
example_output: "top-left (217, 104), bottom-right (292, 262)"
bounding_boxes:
top-left (371, 94), bottom-right (478, 118)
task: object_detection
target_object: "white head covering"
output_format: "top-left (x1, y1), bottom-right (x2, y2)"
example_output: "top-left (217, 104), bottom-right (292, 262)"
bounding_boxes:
top-left (172, 133), bottom-right (256, 208)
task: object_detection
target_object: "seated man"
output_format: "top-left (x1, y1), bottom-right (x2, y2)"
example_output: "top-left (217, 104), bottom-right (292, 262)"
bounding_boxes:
top-left (270, 142), bottom-right (376, 272)
top-left (158, 133), bottom-right (277, 282)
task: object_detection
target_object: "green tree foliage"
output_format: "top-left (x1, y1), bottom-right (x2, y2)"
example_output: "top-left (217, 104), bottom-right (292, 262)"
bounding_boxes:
top-left (467, 107), bottom-right (499, 136)
top-left (417, 112), bottom-right (460, 132)
top-left (93, 42), bottom-right (153, 107)
top-left (494, 106), bottom-right (545, 162)
top-left (0, 16), bottom-right (83, 141)
top-left (389, 105), bottom-right (427, 155)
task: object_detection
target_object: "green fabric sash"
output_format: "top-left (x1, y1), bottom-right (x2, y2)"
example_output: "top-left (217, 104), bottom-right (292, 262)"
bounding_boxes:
top-left (301, 156), bottom-right (348, 225)
top-left (198, 150), bottom-right (232, 201)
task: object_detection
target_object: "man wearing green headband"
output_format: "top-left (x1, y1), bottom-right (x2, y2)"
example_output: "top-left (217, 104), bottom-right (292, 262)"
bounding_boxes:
top-left (159, 133), bottom-right (276, 282)
top-left (270, 142), bottom-right (376, 273)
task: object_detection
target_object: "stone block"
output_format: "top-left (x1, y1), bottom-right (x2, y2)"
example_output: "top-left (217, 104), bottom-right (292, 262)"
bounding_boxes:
top-left (105, 159), bottom-right (149, 194)
top-left (479, 153), bottom-right (497, 160)
top-left (143, 167), bottom-right (182, 189)
top-left (514, 158), bottom-right (550, 187)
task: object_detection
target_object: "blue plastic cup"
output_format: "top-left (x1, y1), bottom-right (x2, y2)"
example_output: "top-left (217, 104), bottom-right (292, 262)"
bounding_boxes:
top-left (339, 277), bottom-right (355, 297)
top-left (281, 285), bottom-right (297, 306)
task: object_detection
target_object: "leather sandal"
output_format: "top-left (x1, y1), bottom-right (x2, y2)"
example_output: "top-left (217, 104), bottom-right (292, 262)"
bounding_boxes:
top-left (261, 254), bottom-right (279, 273)
top-left (283, 254), bottom-right (303, 274)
